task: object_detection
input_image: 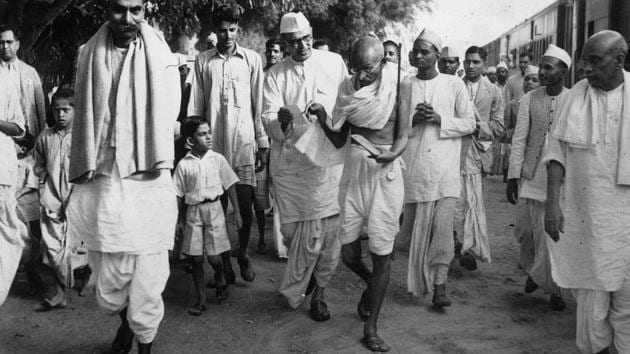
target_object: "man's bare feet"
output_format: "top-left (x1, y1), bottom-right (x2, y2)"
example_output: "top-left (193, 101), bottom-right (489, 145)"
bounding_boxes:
top-left (361, 334), bottom-right (391, 352)
top-left (79, 285), bottom-right (94, 297)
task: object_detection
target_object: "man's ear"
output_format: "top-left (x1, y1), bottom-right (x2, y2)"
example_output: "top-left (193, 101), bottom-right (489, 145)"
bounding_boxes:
top-left (185, 136), bottom-right (193, 146)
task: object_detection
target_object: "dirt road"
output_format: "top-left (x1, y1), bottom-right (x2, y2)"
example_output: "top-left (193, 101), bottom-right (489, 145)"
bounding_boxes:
top-left (0, 176), bottom-right (577, 353)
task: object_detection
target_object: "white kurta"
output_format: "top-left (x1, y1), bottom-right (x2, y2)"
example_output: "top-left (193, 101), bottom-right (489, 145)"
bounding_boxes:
top-left (402, 74), bottom-right (477, 203)
top-left (262, 49), bottom-right (347, 224)
top-left (542, 83), bottom-right (630, 291)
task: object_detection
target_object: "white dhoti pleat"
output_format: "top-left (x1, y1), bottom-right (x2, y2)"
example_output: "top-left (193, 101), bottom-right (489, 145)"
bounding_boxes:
top-left (40, 207), bottom-right (88, 289)
top-left (454, 173), bottom-right (491, 262)
top-left (278, 215), bottom-right (341, 309)
top-left (0, 185), bottom-right (26, 306)
top-left (522, 199), bottom-right (559, 294)
top-left (403, 198), bottom-right (456, 296)
top-left (88, 251), bottom-right (170, 344)
top-left (514, 200), bottom-right (535, 271)
top-left (573, 276), bottom-right (630, 353)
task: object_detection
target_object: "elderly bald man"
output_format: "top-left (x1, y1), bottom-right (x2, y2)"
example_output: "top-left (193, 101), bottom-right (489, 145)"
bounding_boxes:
top-left (316, 36), bottom-right (408, 352)
top-left (543, 30), bottom-right (630, 353)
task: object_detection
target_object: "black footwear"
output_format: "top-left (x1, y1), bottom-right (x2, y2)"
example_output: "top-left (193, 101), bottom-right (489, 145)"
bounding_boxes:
top-left (432, 284), bottom-right (452, 308)
top-left (237, 257), bottom-right (255, 282)
top-left (549, 294), bottom-right (566, 311)
top-left (459, 253), bottom-right (477, 271)
top-left (137, 341), bottom-right (152, 354)
top-left (524, 276), bottom-right (539, 294)
top-left (309, 300), bottom-right (331, 322)
top-left (357, 290), bottom-right (371, 322)
top-left (110, 319), bottom-right (134, 353)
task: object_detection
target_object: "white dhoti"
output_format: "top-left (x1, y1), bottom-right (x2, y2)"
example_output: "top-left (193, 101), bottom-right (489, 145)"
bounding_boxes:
top-left (515, 199), bottom-right (559, 294)
top-left (278, 215), bottom-right (340, 309)
top-left (88, 251), bottom-right (170, 344)
top-left (338, 144), bottom-right (404, 256)
top-left (573, 275), bottom-right (630, 353)
top-left (454, 173), bottom-right (491, 262)
top-left (40, 207), bottom-right (88, 289)
top-left (0, 185), bottom-right (26, 306)
top-left (403, 198), bottom-right (457, 296)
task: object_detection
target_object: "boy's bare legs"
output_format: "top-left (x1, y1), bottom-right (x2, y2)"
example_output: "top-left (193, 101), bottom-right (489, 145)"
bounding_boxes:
top-left (207, 255), bottom-right (228, 301)
top-left (188, 256), bottom-right (207, 316)
top-left (235, 185), bottom-right (255, 281)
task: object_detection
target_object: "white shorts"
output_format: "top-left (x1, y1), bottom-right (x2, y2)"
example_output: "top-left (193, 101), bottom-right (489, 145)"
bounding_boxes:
top-left (181, 201), bottom-right (231, 256)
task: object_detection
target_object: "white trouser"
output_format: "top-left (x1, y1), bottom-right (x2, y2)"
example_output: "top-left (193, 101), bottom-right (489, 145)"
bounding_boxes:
top-left (573, 276), bottom-right (630, 353)
top-left (88, 251), bottom-right (170, 343)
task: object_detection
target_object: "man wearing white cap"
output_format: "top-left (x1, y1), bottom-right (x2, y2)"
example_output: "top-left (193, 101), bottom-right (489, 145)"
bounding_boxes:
top-left (454, 46), bottom-right (504, 272)
top-left (486, 66), bottom-right (497, 83)
top-left (544, 30), bottom-right (630, 353)
top-left (496, 62), bottom-right (509, 89)
top-left (262, 11), bottom-right (347, 322)
top-left (506, 44), bottom-right (571, 311)
top-left (188, 4), bottom-right (269, 283)
top-left (438, 46), bottom-right (459, 75)
top-left (401, 28), bottom-right (476, 309)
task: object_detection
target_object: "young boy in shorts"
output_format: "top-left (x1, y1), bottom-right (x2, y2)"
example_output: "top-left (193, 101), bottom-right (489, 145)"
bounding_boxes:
top-left (174, 117), bottom-right (241, 316)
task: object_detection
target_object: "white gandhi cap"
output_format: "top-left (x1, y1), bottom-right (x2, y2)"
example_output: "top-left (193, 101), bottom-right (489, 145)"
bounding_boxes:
top-left (280, 12), bottom-right (311, 35)
top-left (543, 44), bottom-right (572, 69)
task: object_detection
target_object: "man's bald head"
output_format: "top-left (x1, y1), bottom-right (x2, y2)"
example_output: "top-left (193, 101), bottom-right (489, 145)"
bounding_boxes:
top-left (349, 37), bottom-right (385, 88)
top-left (582, 30), bottom-right (627, 90)
top-left (350, 37), bottom-right (384, 68)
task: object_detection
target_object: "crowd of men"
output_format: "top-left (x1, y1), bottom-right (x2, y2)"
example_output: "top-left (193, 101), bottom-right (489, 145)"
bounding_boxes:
top-left (1, 0), bottom-right (629, 353)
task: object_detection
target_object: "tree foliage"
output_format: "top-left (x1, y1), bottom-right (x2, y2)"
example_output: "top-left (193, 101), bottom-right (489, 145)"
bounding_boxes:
top-left (0, 0), bottom-right (432, 86)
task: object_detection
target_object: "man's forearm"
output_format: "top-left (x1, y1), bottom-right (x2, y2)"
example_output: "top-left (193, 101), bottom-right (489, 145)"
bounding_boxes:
top-left (547, 161), bottom-right (564, 205)
top-left (0, 121), bottom-right (23, 137)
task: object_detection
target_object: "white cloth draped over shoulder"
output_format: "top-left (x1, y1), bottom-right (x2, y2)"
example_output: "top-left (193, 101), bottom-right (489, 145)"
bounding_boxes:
top-left (70, 21), bottom-right (180, 181)
top-left (330, 62), bottom-right (398, 131)
top-left (542, 81), bottom-right (630, 291)
top-left (551, 72), bottom-right (630, 185)
top-left (294, 62), bottom-right (399, 167)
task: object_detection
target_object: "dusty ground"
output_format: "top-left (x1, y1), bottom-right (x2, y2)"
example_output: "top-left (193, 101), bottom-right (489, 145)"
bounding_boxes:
top-left (0, 176), bottom-right (578, 353)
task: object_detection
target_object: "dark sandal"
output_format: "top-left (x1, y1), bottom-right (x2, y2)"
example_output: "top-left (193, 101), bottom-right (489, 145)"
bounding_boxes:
top-left (309, 300), bottom-right (331, 322)
top-left (357, 290), bottom-right (371, 322)
top-left (216, 286), bottom-right (229, 302)
top-left (187, 303), bottom-right (207, 316)
top-left (361, 335), bottom-right (391, 352)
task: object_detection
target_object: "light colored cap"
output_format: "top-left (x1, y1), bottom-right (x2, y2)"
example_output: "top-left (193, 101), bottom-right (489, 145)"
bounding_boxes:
top-left (497, 61), bottom-right (508, 70)
top-left (486, 66), bottom-right (496, 73)
top-left (280, 12), bottom-right (311, 34)
top-left (524, 65), bottom-right (539, 77)
top-left (543, 44), bottom-right (572, 69)
top-left (440, 46), bottom-right (458, 58)
top-left (416, 28), bottom-right (443, 53)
